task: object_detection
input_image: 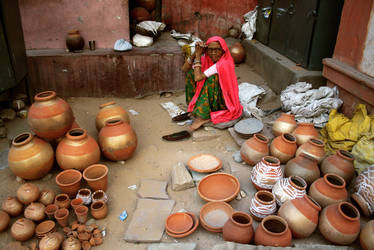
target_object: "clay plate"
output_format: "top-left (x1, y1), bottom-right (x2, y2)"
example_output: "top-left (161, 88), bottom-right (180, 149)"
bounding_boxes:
top-left (166, 212), bottom-right (199, 238)
top-left (199, 201), bottom-right (233, 232)
top-left (165, 212), bottom-right (193, 234)
top-left (234, 118), bottom-right (263, 138)
top-left (198, 173), bottom-right (240, 202)
top-left (187, 154), bottom-right (222, 173)
top-left (35, 220), bottom-right (56, 238)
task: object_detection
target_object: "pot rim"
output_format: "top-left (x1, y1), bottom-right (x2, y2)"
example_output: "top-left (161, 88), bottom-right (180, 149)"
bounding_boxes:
top-left (297, 122), bottom-right (314, 127)
top-left (45, 204), bottom-right (58, 213)
top-left (308, 138), bottom-right (324, 148)
top-left (83, 164), bottom-right (108, 182)
top-left (255, 190), bottom-right (275, 205)
top-left (66, 128), bottom-right (87, 141)
top-left (54, 208), bottom-right (69, 219)
top-left (99, 101), bottom-right (116, 109)
top-left (74, 205), bottom-right (88, 215)
top-left (338, 202), bottom-right (360, 221)
top-left (35, 220), bottom-right (55, 234)
top-left (105, 118), bottom-right (123, 127)
top-left (282, 133), bottom-right (296, 144)
top-left (337, 150), bottom-right (354, 161)
top-left (254, 133), bottom-right (269, 144)
top-left (34, 91), bottom-right (56, 102)
top-left (90, 200), bottom-right (105, 211)
top-left (55, 193), bottom-right (69, 202)
top-left (289, 176), bottom-right (307, 190)
top-left (229, 211), bottom-right (253, 227)
top-left (56, 169), bottom-right (82, 187)
top-left (323, 173), bottom-right (346, 189)
top-left (262, 156), bottom-right (280, 166)
top-left (77, 188), bottom-right (91, 197)
top-left (303, 195), bottom-right (321, 211)
top-left (71, 198), bottom-right (83, 206)
top-left (12, 132), bottom-right (33, 147)
top-left (261, 215), bottom-right (289, 236)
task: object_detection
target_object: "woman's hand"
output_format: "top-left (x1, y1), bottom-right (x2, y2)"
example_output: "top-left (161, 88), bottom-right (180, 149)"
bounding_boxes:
top-left (195, 41), bottom-right (205, 58)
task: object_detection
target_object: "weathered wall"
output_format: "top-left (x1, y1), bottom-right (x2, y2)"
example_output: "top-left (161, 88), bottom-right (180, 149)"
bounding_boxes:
top-left (359, 9), bottom-right (374, 78)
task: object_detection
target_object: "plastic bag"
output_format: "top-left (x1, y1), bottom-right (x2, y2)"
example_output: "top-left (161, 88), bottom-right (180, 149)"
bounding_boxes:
top-left (238, 82), bottom-right (265, 119)
top-left (132, 34), bottom-right (153, 47)
top-left (241, 8), bottom-right (257, 40)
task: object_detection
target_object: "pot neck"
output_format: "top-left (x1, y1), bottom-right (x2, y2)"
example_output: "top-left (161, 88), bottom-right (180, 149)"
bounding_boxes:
top-left (281, 133), bottom-right (296, 144)
top-left (338, 202), bottom-right (360, 221)
top-left (289, 176), bottom-right (307, 190)
top-left (255, 191), bottom-right (275, 205)
top-left (299, 153), bottom-right (317, 163)
top-left (12, 132), bottom-right (33, 147)
top-left (261, 216), bottom-right (288, 236)
top-left (105, 119), bottom-right (123, 127)
top-left (324, 174), bottom-right (346, 189)
top-left (230, 212), bottom-right (253, 228)
top-left (262, 156), bottom-right (280, 167)
top-left (303, 195), bottom-right (321, 211)
top-left (254, 133), bottom-right (269, 144)
top-left (66, 128), bottom-right (87, 141)
top-left (308, 138), bottom-right (324, 148)
top-left (337, 150), bottom-right (354, 162)
top-left (34, 91), bottom-right (56, 102)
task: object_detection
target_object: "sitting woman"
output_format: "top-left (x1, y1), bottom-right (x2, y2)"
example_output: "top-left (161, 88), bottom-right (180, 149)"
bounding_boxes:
top-left (182, 36), bottom-right (242, 130)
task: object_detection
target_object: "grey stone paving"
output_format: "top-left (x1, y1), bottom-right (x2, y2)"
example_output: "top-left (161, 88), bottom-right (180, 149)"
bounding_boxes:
top-left (137, 179), bottom-right (169, 200)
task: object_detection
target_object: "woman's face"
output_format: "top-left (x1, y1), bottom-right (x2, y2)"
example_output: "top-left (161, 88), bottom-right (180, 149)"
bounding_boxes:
top-left (206, 41), bottom-right (224, 63)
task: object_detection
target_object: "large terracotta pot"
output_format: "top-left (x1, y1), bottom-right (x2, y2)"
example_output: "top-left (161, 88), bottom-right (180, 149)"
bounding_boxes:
top-left (272, 176), bottom-right (307, 206)
top-left (0, 210), bottom-right (10, 232)
top-left (285, 153), bottom-right (320, 186)
top-left (240, 134), bottom-right (269, 166)
top-left (83, 164), bottom-right (108, 191)
top-left (278, 194), bottom-right (321, 238)
top-left (28, 91), bottom-right (74, 140)
top-left (309, 173), bottom-right (347, 208)
top-left (351, 165), bottom-right (374, 217)
top-left (272, 113), bottom-right (297, 136)
top-left (321, 150), bottom-right (355, 183)
top-left (249, 190), bottom-right (276, 221)
top-left (292, 123), bottom-right (319, 146)
top-left (99, 119), bottom-right (137, 161)
top-left (319, 202), bottom-right (360, 245)
top-left (56, 128), bottom-right (100, 170)
top-left (66, 30), bottom-right (84, 52)
top-left (223, 211), bottom-right (254, 244)
top-left (11, 218), bottom-right (35, 241)
top-left (360, 220), bottom-right (374, 250)
top-left (95, 101), bottom-right (130, 131)
top-left (229, 42), bottom-right (246, 64)
top-left (8, 132), bottom-right (54, 180)
top-left (254, 215), bottom-right (292, 247)
top-left (55, 170), bottom-right (82, 198)
top-left (251, 156), bottom-right (283, 191)
top-left (270, 133), bottom-right (297, 164)
top-left (296, 138), bottom-right (325, 164)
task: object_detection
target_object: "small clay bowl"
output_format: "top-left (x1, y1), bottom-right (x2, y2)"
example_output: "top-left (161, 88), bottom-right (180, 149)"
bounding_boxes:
top-left (187, 154), bottom-right (222, 173)
top-left (166, 212), bottom-right (199, 238)
top-left (197, 173), bottom-right (240, 202)
top-left (199, 201), bottom-right (233, 232)
top-left (165, 212), bottom-right (193, 234)
top-left (35, 220), bottom-right (55, 238)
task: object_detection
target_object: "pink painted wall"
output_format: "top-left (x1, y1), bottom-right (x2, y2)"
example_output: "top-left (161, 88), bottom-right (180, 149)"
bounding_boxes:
top-left (19, 0), bottom-right (130, 49)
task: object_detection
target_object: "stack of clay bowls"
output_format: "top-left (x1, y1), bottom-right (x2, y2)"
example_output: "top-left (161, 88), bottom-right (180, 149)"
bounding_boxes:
top-left (165, 212), bottom-right (199, 238)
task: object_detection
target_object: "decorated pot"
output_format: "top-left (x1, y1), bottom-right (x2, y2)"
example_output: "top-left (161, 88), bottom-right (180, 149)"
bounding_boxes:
top-left (39, 189), bottom-right (56, 206)
top-left (254, 215), bottom-right (292, 247)
top-left (229, 42), bottom-right (246, 64)
top-left (240, 134), bottom-right (269, 166)
top-left (360, 220), bottom-right (374, 250)
top-left (270, 133), bottom-right (297, 164)
top-left (62, 236), bottom-right (81, 250)
top-left (272, 113), bottom-right (297, 136)
top-left (249, 190), bottom-right (277, 221)
top-left (223, 211), bottom-right (254, 244)
top-left (321, 150), bottom-right (355, 183)
top-left (66, 30), bottom-right (84, 52)
top-left (272, 176), bottom-right (307, 206)
top-left (76, 188), bottom-right (92, 205)
top-left (293, 123), bottom-right (319, 146)
top-left (39, 232), bottom-right (64, 250)
top-left (8, 132), bottom-right (54, 180)
top-left (296, 138), bottom-right (325, 164)
top-left (351, 165), bottom-right (374, 217)
top-left (251, 156), bottom-right (283, 191)
top-left (285, 153), bottom-right (320, 186)
top-left (95, 101), bottom-right (130, 131)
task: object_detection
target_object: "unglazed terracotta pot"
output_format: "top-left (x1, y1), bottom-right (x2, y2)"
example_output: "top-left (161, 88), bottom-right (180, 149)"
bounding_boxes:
top-left (0, 210), bottom-right (10, 232)
top-left (39, 232), bottom-right (64, 250)
top-left (56, 128), bottom-right (100, 171)
top-left (249, 190), bottom-right (277, 221)
top-left (321, 150), bottom-right (355, 183)
top-left (83, 164), bottom-right (108, 191)
top-left (319, 202), bottom-right (360, 245)
top-left (229, 42), bottom-right (246, 64)
top-left (90, 201), bottom-right (108, 220)
top-left (285, 153), bottom-right (320, 186)
top-left (98, 119), bottom-right (137, 161)
top-left (54, 208), bottom-right (69, 227)
top-left (8, 133), bottom-right (54, 180)
top-left (55, 169), bottom-right (82, 198)
top-left (62, 237), bottom-right (81, 250)
top-left (254, 215), bottom-right (292, 247)
top-left (95, 101), bottom-right (130, 131)
top-left (270, 133), bottom-right (297, 163)
top-left (309, 173), bottom-right (347, 208)
top-left (39, 189), bottom-right (55, 206)
top-left (251, 156), bottom-right (283, 191)
top-left (11, 218), bottom-right (35, 241)
top-left (24, 202), bottom-right (45, 221)
top-left (28, 91), bottom-right (74, 140)
top-left (293, 123), bottom-right (319, 146)
top-left (74, 205), bottom-right (88, 224)
top-left (272, 176), bottom-right (307, 206)
top-left (17, 183), bottom-right (40, 205)
top-left (272, 113), bottom-right (297, 136)
top-left (76, 188), bottom-right (92, 205)
top-left (278, 194), bottom-right (321, 238)
top-left (66, 30), bottom-right (84, 52)
top-left (240, 134), bottom-right (269, 166)
top-left (54, 194), bottom-right (70, 209)
top-left (223, 211), bottom-right (254, 244)
top-left (351, 165), bottom-right (374, 217)
top-left (2, 197), bottom-right (23, 216)
top-left (360, 220), bottom-right (374, 250)
top-left (70, 198), bottom-right (83, 211)
top-left (45, 204), bottom-right (58, 220)
top-left (296, 138), bottom-right (325, 164)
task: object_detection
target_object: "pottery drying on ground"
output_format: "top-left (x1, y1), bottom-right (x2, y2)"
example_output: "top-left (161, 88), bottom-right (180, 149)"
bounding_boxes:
top-left (309, 173), bottom-right (347, 208)
top-left (285, 153), bottom-right (320, 186)
top-left (83, 164), bottom-right (109, 191)
top-left (8, 132), bottom-right (54, 180)
top-left (2, 197), bottom-right (23, 216)
top-left (54, 208), bottom-right (69, 227)
top-left (24, 202), bottom-right (45, 221)
top-left (54, 194), bottom-right (70, 209)
top-left (272, 113), bottom-right (297, 136)
top-left (166, 212), bottom-right (193, 234)
top-left (199, 201), bottom-right (233, 233)
top-left (11, 218), bottom-right (35, 241)
top-left (74, 205), bottom-right (89, 224)
top-left (272, 176), bottom-right (307, 206)
top-left (66, 30), bottom-right (84, 52)
top-left (223, 211), bottom-right (254, 244)
top-left (254, 215), bottom-right (292, 247)
top-left (292, 122), bottom-right (319, 146)
top-left (39, 232), bottom-right (64, 250)
top-left (270, 133), bottom-right (297, 163)
top-left (17, 183), bottom-right (40, 205)
top-left (99, 119), bottom-right (137, 161)
top-left (240, 133), bottom-right (269, 166)
top-left (249, 190), bottom-right (277, 221)
top-left (92, 190), bottom-right (108, 203)
top-left (319, 202), bottom-right (360, 245)
top-left (321, 150), bottom-right (355, 183)
top-left (39, 189), bottom-right (55, 206)
top-left (230, 42), bottom-right (246, 64)
top-left (351, 165), bottom-right (374, 217)
top-left (187, 154), bottom-right (222, 173)
top-left (62, 236), bottom-right (81, 250)
top-left (55, 169), bottom-right (82, 198)
top-left (251, 156), bottom-right (283, 191)
top-left (0, 210), bottom-right (10, 232)
top-left (76, 188), bottom-right (92, 205)
top-left (96, 101), bottom-right (130, 131)
top-left (35, 220), bottom-right (56, 238)
top-left (296, 138), bottom-right (325, 164)
top-left (165, 212), bottom-right (199, 238)
top-left (130, 7), bottom-right (151, 23)
top-left (90, 201), bottom-right (108, 220)
top-left (197, 173), bottom-right (240, 202)
top-left (360, 220), bottom-right (374, 250)
top-left (45, 204), bottom-right (58, 220)
top-left (28, 91), bottom-right (74, 140)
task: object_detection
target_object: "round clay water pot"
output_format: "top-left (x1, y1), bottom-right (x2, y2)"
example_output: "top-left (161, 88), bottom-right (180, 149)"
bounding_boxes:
top-left (272, 113), bottom-right (297, 136)
top-left (136, 0), bottom-right (156, 11)
top-left (39, 189), bottom-right (55, 206)
top-left (249, 190), bottom-right (276, 221)
top-left (278, 194), bottom-right (321, 238)
top-left (76, 188), bottom-right (92, 205)
top-left (0, 210), bottom-right (10, 232)
top-left (321, 150), bottom-right (355, 183)
top-left (96, 101), bottom-right (130, 131)
top-left (9, 132), bottom-right (54, 180)
top-left (90, 201), bottom-right (108, 220)
top-left (11, 218), bottom-right (35, 241)
top-left (223, 211), bottom-right (254, 244)
top-left (62, 236), bottom-right (81, 250)
top-left (28, 91), bottom-right (74, 140)
top-left (74, 205), bottom-right (88, 224)
top-left (54, 208), bottom-right (69, 227)
top-left (24, 202), bottom-right (45, 221)
top-left (45, 204), bottom-right (58, 220)
top-left (66, 29), bottom-right (84, 52)
top-left (360, 220), bottom-right (374, 250)
top-left (54, 194), bottom-right (70, 209)
top-left (293, 123), bottom-right (319, 146)
top-left (296, 138), bottom-right (325, 164)
top-left (2, 196), bottom-right (23, 216)
top-left (55, 169), bottom-right (82, 197)
top-left (130, 7), bottom-right (151, 23)
top-left (319, 202), bottom-right (360, 245)
top-left (251, 156), bottom-right (283, 191)
top-left (254, 215), bottom-right (292, 247)
top-left (309, 173), bottom-right (347, 208)
top-left (71, 198), bottom-right (83, 210)
top-left (165, 212), bottom-right (193, 234)
top-left (17, 183), bottom-right (40, 205)
top-left (199, 201), bottom-right (233, 232)
top-left (270, 133), bottom-right (297, 163)
top-left (351, 165), bottom-right (374, 217)
top-left (240, 133), bottom-right (269, 166)
top-left (229, 42), bottom-right (246, 64)
top-left (272, 176), bottom-right (307, 206)
top-left (56, 128), bottom-right (101, 171)
top-left (285, 153), bottom-right (320, 186)
top-left (197, 173), bottom-right (240, 202)
top-left (99, 119), bottom-right (137, 161)
top-left (83, 164), bottom-right (109, 191)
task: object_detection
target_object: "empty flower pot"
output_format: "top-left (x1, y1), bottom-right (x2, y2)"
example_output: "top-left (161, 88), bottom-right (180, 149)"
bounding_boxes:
top-left (74, 205), bottom-right (88, 224)
top-left (55, 169), bottom-right (82, 197)
top-left (54, 208), bottom-right (69, 227)
top-left (45, 204), bottom-right (58, 220)
top-left (54, 194), bottom-right (70, 209)
top-left (83, 164), bottom-right (108, 191)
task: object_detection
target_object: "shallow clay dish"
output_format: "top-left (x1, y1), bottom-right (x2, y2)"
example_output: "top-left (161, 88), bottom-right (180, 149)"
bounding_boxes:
top-left (187, 154), bottom-right (222, 173)
top-left (166, 212), bottom-right (199, 238)
top-left (234, 118), bottom-right (263, 138)
top-left (165, 212), bottom-right (193, 234)
top-left (198, 173), bottom-right (240, 202)
top-left (35, 220), bottom-right (55, 238)
top-left (199, 201), bottom-right (233, 232)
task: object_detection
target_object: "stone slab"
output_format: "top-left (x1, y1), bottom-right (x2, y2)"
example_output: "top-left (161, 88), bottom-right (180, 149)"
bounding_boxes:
top-left (212, 242), bottom-right (353, 250)
top-left (124, 199), bottom-right (175, 243)
top-left (147, 243), bottom-right (197, 250)
top-left (228, 127), bottom-right (246, 146)
top-left (137, 179), bottom-right (169, 200)
top-left (171, 162), bottom-right (195, 191)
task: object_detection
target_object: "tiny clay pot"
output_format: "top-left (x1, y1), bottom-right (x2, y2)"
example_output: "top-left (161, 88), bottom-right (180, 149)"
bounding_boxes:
top-left (54, 194), bottom-right (70, 209)
top-left (292, 123), bottom-right (319, 146)
top-left (296, 138), bottom-right (325, 164)
top-left (251, 156), bottom-right (283, 191)
top-left (76, 188), bottom-right (92, 205)
top-left (2, 196), bottom-right (23, 217)
top-left (285, 153), bottom-right (320, 186)
top-left (90, 201), bottom-right (108, 220)
top-left (71, 198), bottom-right (84, 211)
top-left (83, 164), bottom-right (108, 191)
top-left (272, 113), bottom-right (297, 136)
top-left (360, 220), bottom-right (374, 250)
top-left (240, 134), bottom-right (269, 166)
top-left (223, 211), bottom-right (254, 244)
top-left (54, 208), bottom-right (69, 227)
top-left (0, 210), bottom-right (10, 232)
top-left (249, 190), bottom-right (277, 221)
top-left (92, 190), bottom-right (108, 203)
top-left (254, 215), bottom-right (292, 247)
top-left (321, 150), bottom-right (355, 183)
top-left (74, 205), bottom-right (88, 224)
top-left (270, 133), bottom-right (297, 164)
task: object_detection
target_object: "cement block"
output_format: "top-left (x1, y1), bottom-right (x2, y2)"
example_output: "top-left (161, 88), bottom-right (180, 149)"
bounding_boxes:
top-left (147, 243), bottom-right (197, 250)
top-left (171, 162), bottom-right (195, 191)
top-left (137, 179), bottom-right (169, 200)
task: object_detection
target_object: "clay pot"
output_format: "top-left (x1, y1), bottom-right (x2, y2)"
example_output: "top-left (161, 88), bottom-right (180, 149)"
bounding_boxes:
top-left (272, 113), bottom-right (297, 136)
top-left (39, 232), bottom-right (64, 250)
top-left (165, 212), bottom-right (199, 238)
top-left (292, 123), bottom-right (319, 145)
top-left (272, 176), bottom-right (307, 206)
top-left (71, 198), bottom-right (83, 210)
top-left (96, 101), bottom-right (130, 131)
top-left (2, 197), bottom-right (23, 216)
top-left (199, 201), bottom-right (233, 232)
top-left (76, 188), bottom-right (92, 205)
top-left (278, 194), bottom-right (321, 238)
top-left (99, 119), bottom-right (137, 161)
top-left (270, 133), bottom-right (297, 163)
top-left (35, 220), bottom-right (56, 238)
top-left (28, 91), bottom-right (74, 140)
top-left (130, 7), bottom-right (151, 23)
top-left (136, 0), bottom-right (155, 11)
top-left (240, 134), bottom-right (269, 166)
top-left (197, 173), bottom-right (240, 202)
top-left (83, 164), bottom-right (109, 191)
top-left (45, 204), bottom-right (58, 220)
top-left (62, 236), bottom-right (81, 250)
top-left (17, 183), bottom-right (40, 205)
top-left (0, 210), bottom-right (10, 232)
top-left (24, 202), bottom-right (45, 221)
top-left (321, 150), bottom-right (355, 183)
top-left (56, 128), bottom-right (101, 171)
top-left (166, 212), bottom-right (193, 234)
top-left (90, 201), bottom-right (108, 220)
top-left (11, 218), bottom-right (35, 241)
top-left (54, 194), bottom-right (70, 209)
top-left (351, 165), bottom-right (374, 217)
top-left (39, 189), bottom-right (56, 206)
top-left (229, 42), bottom-right (246, 64)
top-left (54, 208), bottom-right (69, 227)
top-left (55, 169), bottom-right (82, 197)
top-left (66, 30), bottom-right (84, 52)
top-left (92, 190), bottom-right (109, 203)
top-left (285, 153), bottom-right (320, 186)
top-left (254, 215), bottom-right (292, 247)
top-left (296, 138), bottom-right (325, 164)
top-left (228, 27), bottom-right (240, 38)
top-left (319, 202), bottom-right (360, 245)
top-left (251, 156), bottom-right (283, 191)
top-left (8, 132), bottom-right (54, 180)
top-left (309, 173), bottom-right (347, 208)
top-left (360, 220), bottom-right (374, 250)
top-left (74, 205), bottom-right (88, 224)
top-left (223, 211), bottom-right (254, 244)
top-left (249, 190), bottom-right (277, 221)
